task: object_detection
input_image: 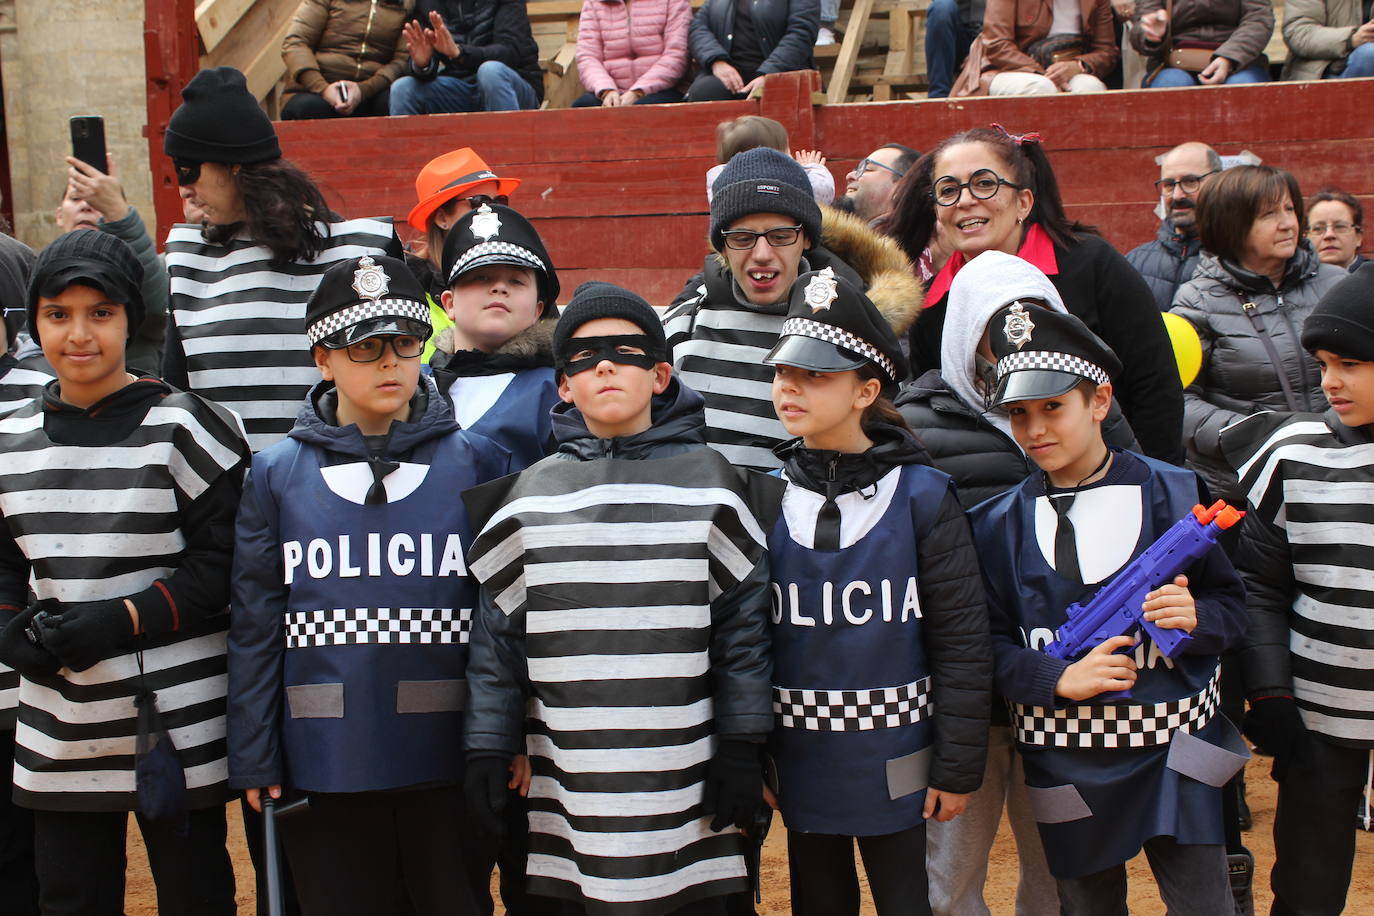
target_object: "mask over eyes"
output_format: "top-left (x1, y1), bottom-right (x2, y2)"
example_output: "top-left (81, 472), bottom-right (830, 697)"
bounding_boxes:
top-left (557, 334), bottom-right (665, 376)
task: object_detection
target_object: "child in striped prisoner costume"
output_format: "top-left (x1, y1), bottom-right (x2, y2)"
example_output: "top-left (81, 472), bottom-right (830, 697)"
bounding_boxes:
top-left (0, 230), bottom-right (249, 914)
top-left (463, 282), bottom-right (779, 915)
top-left (1222, 264), bottom-right (1374, 916)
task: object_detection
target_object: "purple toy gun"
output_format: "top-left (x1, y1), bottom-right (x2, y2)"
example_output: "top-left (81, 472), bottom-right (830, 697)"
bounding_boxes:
top-left (1044, 501), bottom-right (1245, 675)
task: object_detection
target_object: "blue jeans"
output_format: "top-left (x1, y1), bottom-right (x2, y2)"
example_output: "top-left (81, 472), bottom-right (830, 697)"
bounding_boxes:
top-left (1145, 60), bottom-right (1270, 88)
top-left (1336, 41), bottom-right (1374, 78)
top-left (389, 61), bottom-right (538, 114)
top-left (926, 0), bottom-right (977, 98)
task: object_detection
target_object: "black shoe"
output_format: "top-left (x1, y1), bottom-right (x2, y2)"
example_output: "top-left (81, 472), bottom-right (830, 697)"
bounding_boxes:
top-left (1229, 848), bottom-right (1254, 916)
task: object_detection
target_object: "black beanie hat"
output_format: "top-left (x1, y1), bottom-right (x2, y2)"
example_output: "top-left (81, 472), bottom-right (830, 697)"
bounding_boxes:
top-left (305, 255), bottom-right (431, 348)
top-left (442, 204), bottom-right (560, 308)
top-left (27, 230), bottom-right (145, 346)
top-left (164, 67), bottom-right (281, 164)
top-left (1301, 262), bottom-right (1374, 362)
top-left (552, 282), bottom-right (669, 371)
top-left (709, 148), bottom-right (822, 252)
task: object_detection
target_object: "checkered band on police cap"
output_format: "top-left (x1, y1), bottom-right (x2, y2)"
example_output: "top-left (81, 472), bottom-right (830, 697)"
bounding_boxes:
top-left (445, 241), bottom-right (546, 286)
top-left (307, 298), bottom-right (431, 345)
top-left (996, 350), bottom-right (1111, 387)
top-left (782, 316), bottom-right (898, 382)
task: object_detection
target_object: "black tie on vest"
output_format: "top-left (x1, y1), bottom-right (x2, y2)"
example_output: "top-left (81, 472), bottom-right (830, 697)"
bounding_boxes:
top-left (1045, 449), bottom-right (1113, 581)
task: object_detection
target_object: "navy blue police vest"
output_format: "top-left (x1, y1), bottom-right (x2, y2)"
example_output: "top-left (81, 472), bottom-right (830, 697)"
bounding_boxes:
top-left (446, 367), bottom-right (557, 470)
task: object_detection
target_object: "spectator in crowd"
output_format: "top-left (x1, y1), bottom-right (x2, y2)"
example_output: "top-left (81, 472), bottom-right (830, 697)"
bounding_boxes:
top-left (280, 0), bottom-right (409, 119)
top-left (1169, 165), bottom-right (1345, 506)
top-left (1307, 187), bottom-right (1367, 272)
top-left (951, 0), bottom-right (1116, 95)
top-left (888, 125), bottom-right (1183, 464)
top-left (1126, 142), bottom-right (1222, 310)
top-left (705, 116), bottom-right (833, 204)
top-left (818, 0), bottom-right (840, 44)
top-left (1132, 0), bottom-right (1274, 87)
top-left (389, 1), bottom-right (543, 114)
top-left (573, 0), bottom-right (692, 106)
top-left (838, 143), bottom-right (918, 225)
top-left (58, 155), bottom-right (168, 374)
top-left (0, 206), bottom-right (36, 358)
top-left (686, 0), bottom-right (820, 100)
top-left (926, 0), bottom-right (984, 97)
top-left (1281, 0), bottom-right (1374, 79)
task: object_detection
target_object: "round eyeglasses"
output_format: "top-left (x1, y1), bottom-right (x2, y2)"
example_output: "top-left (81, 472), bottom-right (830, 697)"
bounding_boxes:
top-left (932, 170), bottom-right (1024, 207)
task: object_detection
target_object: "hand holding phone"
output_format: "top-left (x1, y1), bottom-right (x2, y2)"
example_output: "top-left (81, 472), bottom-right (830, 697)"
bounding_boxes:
top-left (70, 116), bottom-right (106, 171)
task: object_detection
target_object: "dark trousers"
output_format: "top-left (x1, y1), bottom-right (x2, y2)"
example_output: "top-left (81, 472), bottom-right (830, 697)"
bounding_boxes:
top-left (279, 785), bottom-right (478, 916)
top-left (281, 89), bottom-right (392, 119)
top-left (463, 787), bottom-right (531, 915)
top-left (571, 88), bottom-right (684, 107)
top-left (0, 728), bottom-right (37, 916)
top-left (1055, 837), bottom-right (1230, 916)
top-left (687, 69), bottom-right (763, 102)
top-left (31, 805), bottom-right (235, 916)
top-left (923, 0), bottom-right (976, 98)
top-left (242, 796), bottom-right (303, 916)
top-left (1270, 736), bottom-right (1371, 916)
top-left (786, 823), bottom-right (930, 916)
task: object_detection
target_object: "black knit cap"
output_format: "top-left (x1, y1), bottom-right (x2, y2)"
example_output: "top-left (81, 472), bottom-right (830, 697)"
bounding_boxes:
top-left (27, 230), bottom-right (145, 346)
top-left (709, 148), bottom-right (822, 252)
top-left (304, 255), bottom-right (432, 348)
top-left (552, 282), bottom-right (669, 372)
top-left (1301, 262), bottom-right (1374, 362)
top-left (441, 203), bottom-right (559, 308)
top-left (764, 268), bottom-right (908, 389)
top-left (987, 302), bottom-right (1123, 407)
top-left (164, 67), bottom-right (281, 164)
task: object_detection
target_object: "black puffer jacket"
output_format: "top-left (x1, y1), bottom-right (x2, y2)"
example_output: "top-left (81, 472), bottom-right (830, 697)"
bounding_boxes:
top-left (1126, 221), bottom-right (1203, 312)
top-left (1169, 244), bottom-right (1344, 503)
top-left (688, 0), bottom-right (819, 74)
top-left (408, 0), bottom-right (543, 100)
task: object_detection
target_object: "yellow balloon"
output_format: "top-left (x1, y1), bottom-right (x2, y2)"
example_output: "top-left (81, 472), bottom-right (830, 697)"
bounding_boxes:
top-left (1162, 312), bottom-right (1203, 388)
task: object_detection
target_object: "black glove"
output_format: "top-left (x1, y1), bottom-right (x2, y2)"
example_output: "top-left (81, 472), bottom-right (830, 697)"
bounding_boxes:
top-left (464, 755), bottom-right (511, 841)
top-left (0, 606), bottom-right (62, 679)
top-left (35, 598), bottom-right (136, 672)
top-left (702, 739), bottom-right (763, 832)
top-left (1243, 696), bottom-right (1307, 781)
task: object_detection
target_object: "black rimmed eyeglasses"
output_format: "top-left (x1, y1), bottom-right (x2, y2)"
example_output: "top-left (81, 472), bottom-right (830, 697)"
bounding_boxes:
top-left (1154, 171), bottom-right (1217, 195)
top-left (720, 224), bottom-right (805, 250)
top-left (932, 169), bottom-right (1024, 207)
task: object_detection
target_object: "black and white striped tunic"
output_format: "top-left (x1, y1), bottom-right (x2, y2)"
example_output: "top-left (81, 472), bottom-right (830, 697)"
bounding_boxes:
top-left (165, 217), bottom-right (395, 453)
top-left (0, 393), bottom-right (249, 810)
top-left (1230, 410), bottom-right (1374, 745)
top-left (467, 452), bottom-right (770, 913)
top-left (664, 294), bottom-right (788, 471)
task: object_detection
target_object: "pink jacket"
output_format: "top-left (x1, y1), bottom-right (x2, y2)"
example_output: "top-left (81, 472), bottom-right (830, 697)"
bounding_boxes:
top-left (576, 0), bottom-right (692, 96)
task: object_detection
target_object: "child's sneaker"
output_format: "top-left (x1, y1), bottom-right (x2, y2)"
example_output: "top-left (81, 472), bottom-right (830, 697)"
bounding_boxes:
top-left (816, 26), bottom-right (836, 46)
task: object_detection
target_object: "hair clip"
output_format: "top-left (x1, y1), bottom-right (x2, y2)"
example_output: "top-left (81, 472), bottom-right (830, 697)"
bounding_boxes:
top-left (991, 123), bottom-right (1043, 147)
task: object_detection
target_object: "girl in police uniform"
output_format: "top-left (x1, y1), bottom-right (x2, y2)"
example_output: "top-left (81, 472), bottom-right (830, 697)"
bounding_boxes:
top-left (762, 268), bottom-right (992, 915)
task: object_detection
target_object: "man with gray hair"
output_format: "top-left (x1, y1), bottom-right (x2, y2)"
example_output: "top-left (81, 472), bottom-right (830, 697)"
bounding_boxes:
top-left (1126, 141), bottom-right (1223, 310)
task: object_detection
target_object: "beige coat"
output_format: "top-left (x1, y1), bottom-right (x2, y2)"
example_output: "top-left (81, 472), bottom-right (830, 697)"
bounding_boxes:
top-left (1281, 0), bottom-right (1365, 80)
top-left (952, 0), bottom-right (1119, 96)
top-left (282, 0), bottom-right (412, 101)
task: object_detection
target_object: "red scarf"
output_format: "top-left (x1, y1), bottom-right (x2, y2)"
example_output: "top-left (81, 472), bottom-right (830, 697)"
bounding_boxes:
top-left (925, 223), bottom-right (1060, 304)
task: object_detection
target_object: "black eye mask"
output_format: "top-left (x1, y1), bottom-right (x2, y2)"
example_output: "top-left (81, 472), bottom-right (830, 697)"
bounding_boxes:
top-left (557, 334), bottom-right (665, 376)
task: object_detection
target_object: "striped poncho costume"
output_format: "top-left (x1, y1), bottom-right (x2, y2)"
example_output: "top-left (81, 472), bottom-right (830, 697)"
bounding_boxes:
top-left (463, 380), bottom-right (779, 914)
top-left (0, 379), bottom-right (249, 810)
top-left (163, 217), bottom-right (397, 453)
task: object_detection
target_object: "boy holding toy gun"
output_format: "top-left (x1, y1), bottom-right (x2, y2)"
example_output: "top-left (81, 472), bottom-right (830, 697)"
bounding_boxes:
top-left (967, 303), bottom-right (1249, 915)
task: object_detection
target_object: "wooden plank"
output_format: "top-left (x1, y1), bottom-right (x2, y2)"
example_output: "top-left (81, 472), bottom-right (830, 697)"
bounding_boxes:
top-left (827, 0), bottom-right (876, 103)
top-left (236, 13), bottom-right (294, 100)
top-left (194, 0), bottom-right (255, 54)
top-left (202, 0), bottom-right (297, 71)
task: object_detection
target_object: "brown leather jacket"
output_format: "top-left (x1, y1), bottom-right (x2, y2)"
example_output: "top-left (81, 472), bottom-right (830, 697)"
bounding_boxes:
top-left (282, 0), bottom-right (412, 100)
top-left (953, 0), bottom-right (1119, 95)
top-left (1130, 0), bottom-right (1274, 70)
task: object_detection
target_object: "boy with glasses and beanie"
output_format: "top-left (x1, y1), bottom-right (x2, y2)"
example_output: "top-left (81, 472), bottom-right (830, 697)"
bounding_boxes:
top-left (228, 254), bottom-right (511, 916)
top-left (969, 303), bottom-right (1248, 915)
top-left (0, 230), bottom-right (251, 914)
top-left (463, 281), bottom-right (780, 915)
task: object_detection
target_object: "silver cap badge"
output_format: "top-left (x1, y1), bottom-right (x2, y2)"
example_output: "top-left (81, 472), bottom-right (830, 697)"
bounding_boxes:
top-left (1003, 302), bottom-right (1035, 349)
top-left (351, 255), bottom-right (389, 302)
top-left (803, 267), bottom-right (839, 313)
top-left (470, 203), bottom-right (501, 242)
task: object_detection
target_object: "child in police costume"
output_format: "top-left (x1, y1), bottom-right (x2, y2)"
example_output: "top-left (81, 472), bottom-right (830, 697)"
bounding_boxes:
top-left (227, 255), bottom-right (511, 915)
top-left (762, 268), bottom-right (991, 915)
top-left (428, 202), bottom-right (561, 470)
top-left (462, 282), bottom-right (779, 915)
top-left (1220, 265), bottom-right (1374, 916)
top-left (0, 230), bottom-right (250, 914)
top-left (968, 303), bottom-right (1249, 915)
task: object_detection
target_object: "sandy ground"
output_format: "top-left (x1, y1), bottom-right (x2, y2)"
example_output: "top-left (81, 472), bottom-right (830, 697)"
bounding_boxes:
top-left (124, 755), bottom-right (1374, 913)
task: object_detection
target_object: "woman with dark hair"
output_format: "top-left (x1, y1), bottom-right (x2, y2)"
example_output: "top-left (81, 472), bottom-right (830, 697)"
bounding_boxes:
top-left (161, 67), bottom-right (400, 455)
top-left (951, 0), bottom-right (1117, 95)
top-left (1306, 187), bottom-right (1366, 272)
top-left (888, 124), bottom-right (1183, 464)
top-left (1169, 165), bottom-right (1345, 505)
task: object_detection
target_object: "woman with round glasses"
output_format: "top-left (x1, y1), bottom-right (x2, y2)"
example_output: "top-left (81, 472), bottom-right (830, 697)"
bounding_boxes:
top-left (1306, 187), bottom-right (1366, 273)
top-left (162, 67), bottom-right (400, 456)
top-left (888, 125), bottom-right (1183, 466)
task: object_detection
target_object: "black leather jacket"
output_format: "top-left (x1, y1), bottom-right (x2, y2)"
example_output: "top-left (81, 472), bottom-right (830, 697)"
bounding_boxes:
top-left (689, 0), bottom-right (820, 74)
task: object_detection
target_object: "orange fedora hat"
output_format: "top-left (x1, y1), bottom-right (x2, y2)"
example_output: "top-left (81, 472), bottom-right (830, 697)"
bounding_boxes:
top-left (407, 148), bottom-right (521, 232)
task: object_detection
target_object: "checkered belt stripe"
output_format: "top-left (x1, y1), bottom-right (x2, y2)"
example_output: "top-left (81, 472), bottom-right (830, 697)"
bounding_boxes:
top-left (285, 607), bottom-right (472, 648)
top-left (446, 241), bottom-right (545, 285)
top-left (1013, 665), bottom-right (1222, 749)
top-left (996, 350), bottom-right (1110, 387)
top-left (306, 299), bottom-right (431, 344)
top-left (781, 317), bottom-right (897, 382)
top-left (773, 676), bottom-right (932, 731)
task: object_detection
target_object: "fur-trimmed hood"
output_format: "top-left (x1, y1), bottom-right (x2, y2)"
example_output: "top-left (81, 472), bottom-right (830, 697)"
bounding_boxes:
top-left (429, 315), bottom-right (557, 371)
